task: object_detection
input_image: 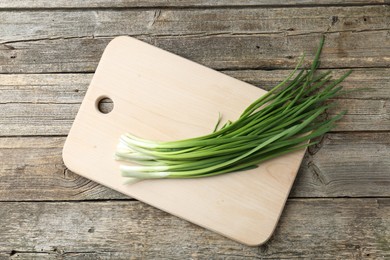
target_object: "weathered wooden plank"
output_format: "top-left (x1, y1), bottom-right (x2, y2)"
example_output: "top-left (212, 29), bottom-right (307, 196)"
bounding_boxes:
top-left (1, 69), bottom-right (388, 102)
top-left (0, 31), bottom-right (390, 73)
top-left (0, 252), bottom-right (131, 259)
top-left (2, 93), bottom-right (388, 135)
top-left (291, 132), bottom-right (390, 197)
top-left (0, 137), bottom-right (124, 201)
top-left (226, 68), bottom-right (390, 99)
top-left (0, 199), bottom-right (388, 258)
top-left (0, 133), bottom-right (389, 201)
top-left (1, 69), bottom-right (388, 136)
top-left (1, 31), bottom-right (388, 74)
top-left (1, 69), bottom-right (387, 102)
top-left (0, 7), bottom-right (388, 43)
top-left (1, 103), bottom-right (77, 136)
top-left (0, 74), bottom-right (89, 104)
top-left (0, 0), bottom-right (385, 8)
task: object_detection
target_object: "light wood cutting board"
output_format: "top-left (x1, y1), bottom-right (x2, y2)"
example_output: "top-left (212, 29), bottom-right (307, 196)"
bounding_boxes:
top-left (63, 36), bottom-right (306, 246)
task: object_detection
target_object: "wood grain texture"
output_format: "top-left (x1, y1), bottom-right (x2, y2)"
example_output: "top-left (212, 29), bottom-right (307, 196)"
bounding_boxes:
top-left (0, 0), bottom-right (386, 8)
top-left (0, 137), bottom-right (124, 201)
top-left (1, 132), bottom-right (388, 201)
top-left (0, 2), bottom-right (388, 256)
top-left (0, 199), bottom-right (389, 258)
top-left (226, 68), bottom-right (390, 99)
top-left (1, 69), bottom-right (388, 136)
top-left (291, 132), bottom-right (390, 198)
top-left (0, 6), bottom-right (388, 73)
top-left (1, 32), bottom-right (388, 73)
top-left (0, 7), bottom-right (388, 42)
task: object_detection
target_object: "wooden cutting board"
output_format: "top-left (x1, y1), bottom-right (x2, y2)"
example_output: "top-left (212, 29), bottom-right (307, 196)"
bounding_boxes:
top-left (63, 36), bottom-right (305, 246)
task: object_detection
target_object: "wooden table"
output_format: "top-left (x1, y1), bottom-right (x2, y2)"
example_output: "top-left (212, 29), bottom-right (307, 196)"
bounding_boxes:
top-left (1, 1), bottom-right (389, 258)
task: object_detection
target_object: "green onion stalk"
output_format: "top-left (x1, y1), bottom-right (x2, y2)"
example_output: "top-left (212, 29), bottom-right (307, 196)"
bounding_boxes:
top-left (115, 36), bottom-right (351, 182)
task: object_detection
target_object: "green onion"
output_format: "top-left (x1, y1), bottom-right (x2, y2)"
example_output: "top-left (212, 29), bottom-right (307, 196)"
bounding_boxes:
top-left (115, 36), bottom-right (351, 181)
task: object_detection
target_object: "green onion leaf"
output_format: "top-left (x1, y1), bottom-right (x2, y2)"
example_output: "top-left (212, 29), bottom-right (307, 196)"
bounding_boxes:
top-left (116, 36), bottom-right (351, 181)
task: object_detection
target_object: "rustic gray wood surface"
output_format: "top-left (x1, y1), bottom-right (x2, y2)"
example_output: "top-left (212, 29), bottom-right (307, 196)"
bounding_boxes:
top-left (0, 1), bottom-right (389, 259)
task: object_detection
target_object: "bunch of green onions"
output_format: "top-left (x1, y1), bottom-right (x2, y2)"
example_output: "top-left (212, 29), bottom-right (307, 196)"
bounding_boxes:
top-left (115, 36), bottom-right (351, 181)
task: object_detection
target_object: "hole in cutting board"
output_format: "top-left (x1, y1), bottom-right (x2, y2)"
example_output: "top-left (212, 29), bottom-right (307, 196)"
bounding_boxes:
top-left (96, 96), bottom-right (114, 114)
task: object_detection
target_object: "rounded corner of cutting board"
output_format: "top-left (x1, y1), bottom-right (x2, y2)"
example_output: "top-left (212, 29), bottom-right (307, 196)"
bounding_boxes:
top-left (106, 35), bottom-right (133, 47)
top-left (242, 236), bottom-right (272, 247)
top-left (62, 137), bottom-right (77, 174)
top-left (244, 224), bottom-right (278, 246)
top-left (62, 136), bottom-right (72, 168)
top-left (104, 36), bottom-right (142, 54)
top-left (229, 209), bottom-right (282, 246)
